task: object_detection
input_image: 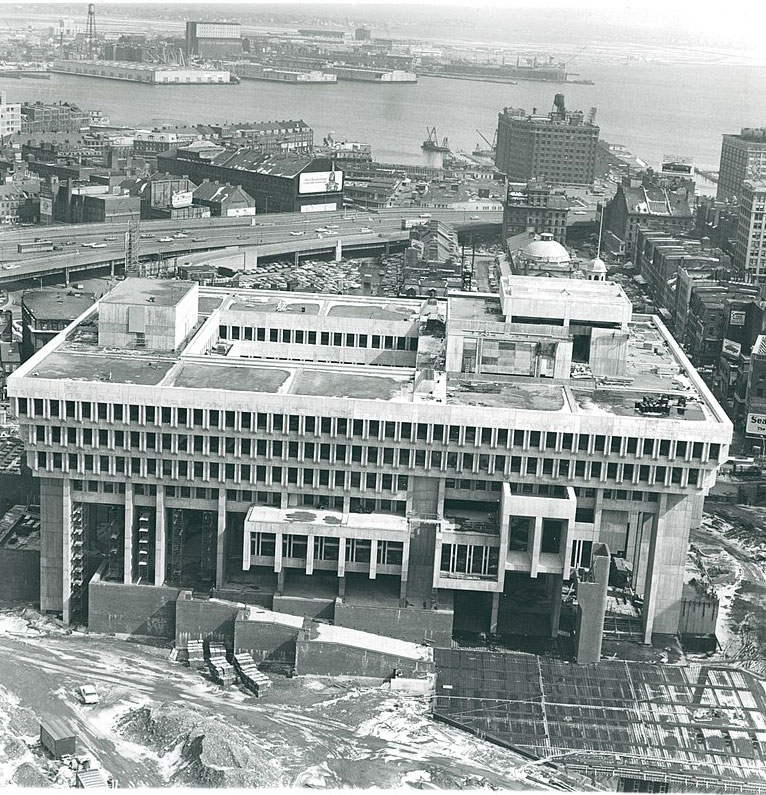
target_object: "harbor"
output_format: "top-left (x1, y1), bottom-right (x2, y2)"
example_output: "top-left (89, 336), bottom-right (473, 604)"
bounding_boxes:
top-left (50, 60), bottom-right (233, 85)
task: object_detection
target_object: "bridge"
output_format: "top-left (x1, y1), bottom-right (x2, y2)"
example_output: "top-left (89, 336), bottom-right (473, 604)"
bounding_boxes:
top-left (0, 208), bottom-right (502, 287)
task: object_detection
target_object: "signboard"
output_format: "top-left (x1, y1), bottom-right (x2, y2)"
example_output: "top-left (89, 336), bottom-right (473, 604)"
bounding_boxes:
top-left (39, 196), bottom-right (53, 216)
top-left (722, 338), bottom-right (742, 358)
top-left (746, 413), bottom-right (766, 436)
top-left (171, 190), bottom-right (193, 209)
top-left (299, 169), bottom-right (344, 195)
top-left (730, 310), bottom-right (746, 326)
top-left (226, 207), bottom-right (256, 217)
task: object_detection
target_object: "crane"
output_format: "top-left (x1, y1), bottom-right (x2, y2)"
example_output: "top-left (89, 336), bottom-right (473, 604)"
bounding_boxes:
top-left (475, 129), bottom-right (496, 151)
top-left (563, 45), bottom-right (587, 67)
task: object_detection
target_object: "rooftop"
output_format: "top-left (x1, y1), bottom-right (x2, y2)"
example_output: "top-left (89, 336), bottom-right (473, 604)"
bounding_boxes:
top-left (28, 350), bottom-right (175, 385)
top-left (100, 278), bottom-right (196, 308)
top-left (23, 288), bottom-right (95, 320)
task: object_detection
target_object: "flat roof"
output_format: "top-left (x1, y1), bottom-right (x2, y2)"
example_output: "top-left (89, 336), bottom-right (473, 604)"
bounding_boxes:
top-left (502, 275), bottom-right (629, 303)
top-left (23, 289), bottom-right (95, 320)
top-left (170, 362), bottom-right (290, 393)
top-left (245, 504), bottom-right (408, 533)
top-left (446, 378), bottom-right (566, 410)
top-left (100, 278), bottom-right (196, 308)
top-left (291, 368), bottom-right (412, 401)
top-left (28, 351), bottom-right (174, 385)
top-left (448, 295), bottom-right (505, 323)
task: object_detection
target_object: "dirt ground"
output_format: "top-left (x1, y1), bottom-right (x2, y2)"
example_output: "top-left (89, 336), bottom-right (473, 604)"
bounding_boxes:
top-left (694, 505), bottom-right (766, 671)
top-left (0, 608), bottom-right (556, 790)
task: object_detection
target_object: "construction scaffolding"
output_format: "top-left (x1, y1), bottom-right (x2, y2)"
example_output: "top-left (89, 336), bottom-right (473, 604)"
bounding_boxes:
top-left (136, 508), bottom-right (151, 583)
top-left (200, 511), bottom-right (214, 582)
top-left (170, 508), bottom-right (184, 583)
top-left (433, 649), bottom-right (766, 792)
top-left (105, 505), bottom-right (123, 581)
top-left (69, 502), bottom-right (85, 620)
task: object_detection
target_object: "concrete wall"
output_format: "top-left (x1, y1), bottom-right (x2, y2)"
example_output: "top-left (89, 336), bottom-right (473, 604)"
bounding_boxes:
top-left (0, 548), bottom-right (40, 602)
top-left (39, 477), bottom-right (66, 613)
top-left (88, 577), bottom-right (180, 639)
top-left (574, 544), bottom-right (610, 664)
top-left (234, 611), bottom-right (297, 664)
top-left (296, 635), bottom-right (434, 679)
top-left (679, 595), bottom-right (719, 635)
top-left (273, 594), bottom-right (334, 620)
top-left (175, 592), bottom-right (239, 650)
top-left (334, 601), bottom-right (453, 646)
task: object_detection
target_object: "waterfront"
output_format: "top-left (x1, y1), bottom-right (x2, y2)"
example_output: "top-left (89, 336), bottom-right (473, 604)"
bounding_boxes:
top-left (4, 62), bottom-right (766, 171)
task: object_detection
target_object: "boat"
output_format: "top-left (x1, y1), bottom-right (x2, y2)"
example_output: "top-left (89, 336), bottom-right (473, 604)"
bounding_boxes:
top-left (422, 127), bottom-right (450, 153)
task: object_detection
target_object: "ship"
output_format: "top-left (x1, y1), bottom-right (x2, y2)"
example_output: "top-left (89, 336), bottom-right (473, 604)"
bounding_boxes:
top-left (422, 127), bottom-right (450, 153)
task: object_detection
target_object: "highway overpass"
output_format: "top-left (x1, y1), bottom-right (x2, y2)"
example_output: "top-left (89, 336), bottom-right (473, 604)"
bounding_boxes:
top-left (0, 208), bottom-right (501, 287)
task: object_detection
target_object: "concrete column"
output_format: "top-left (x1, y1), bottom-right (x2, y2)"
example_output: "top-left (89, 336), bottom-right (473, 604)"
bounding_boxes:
top-left (489, 591), bottom-right (500, 634)
top-left (124, 482), bottom-right (134, 584)
top-left (64, 268), bottom-right (70, 286)
top-left (305, 535), bottom-right (314, 575)
top-left (154, 486), bottom-right (165, 587)
top-left (337, 538), bottom-right (346, 578)
top-left (276, 567), bottom-right (285, 595)
top-left (39, 478), bottom-right (69, 615)
top-left (369, 540), bottom-right (378, 580)
top-left (530, 516), bottom-right (543, 578)
top-left (335, 239), bottom-right (342, 261)
top-left (215, 490), bottom-right (226, 588)
top-left (338, 575), bottom-right (346, 598)
top-left (274, 531), bottom-right (284, 574)
top-left (641, 493), bottom-right (692, 642)
top-left (294, 250), bottom-right (299, 267)
top-left (549, 573), bottom-right (563, 637)
top-left (61, 482), bottom-right (73, 624)
top-left (400, 534), bottom-right (411, 604)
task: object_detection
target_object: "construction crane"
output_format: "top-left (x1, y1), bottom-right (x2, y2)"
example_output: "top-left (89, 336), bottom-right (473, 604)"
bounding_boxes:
top-left (563, 45), bottom-right (587, 67)
top-left (475, 129), bottom-right (496, 151)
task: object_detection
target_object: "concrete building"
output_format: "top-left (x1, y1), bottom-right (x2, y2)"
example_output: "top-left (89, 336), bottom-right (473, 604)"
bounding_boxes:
top-left (717, 128), bottom-right (766, 203)
top-left (157, 145), bottom-right (343, 214)
top-left (0, 92), bottom-right (22, 138)
top-left (8, 276), bottom-right (731, 644)
top-left (119, 173), bottom-right (205, 220)
top-left (185, 21), bottom-right (242, 59)
top-left (495, 95), bottom-right (599, 187)
top-left (21, 288), bottom-right (96, 362)
top-left (734, 180), bottom-right (766, 283)
top-left (502, 180), bottom-right (569, 245)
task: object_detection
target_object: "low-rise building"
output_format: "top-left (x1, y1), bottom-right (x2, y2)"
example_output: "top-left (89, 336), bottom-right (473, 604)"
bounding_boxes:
top-left (509, 233), bottom-right (574, 277)
top-left (119, 173), bottom-right (206, 220)
top-left (20, 102), bottom-right (90, 134)
top-left (503, 180), bottom-right (569, 245)
top-left (21, 288), bottom-right (96, 362)
top-left (192, 181), bottom-right (255, 217)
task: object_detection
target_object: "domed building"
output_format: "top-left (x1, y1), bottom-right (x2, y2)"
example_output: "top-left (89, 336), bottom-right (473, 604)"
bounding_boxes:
top-left (510, 233), bottom-right (575, 277)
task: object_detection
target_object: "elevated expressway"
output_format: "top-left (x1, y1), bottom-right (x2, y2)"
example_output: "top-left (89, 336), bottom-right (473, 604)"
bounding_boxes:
top-left (0, 208), bottom-right (501, 287)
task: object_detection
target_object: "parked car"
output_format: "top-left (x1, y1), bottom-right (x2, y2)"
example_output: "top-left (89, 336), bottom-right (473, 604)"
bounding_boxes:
top-left (76, 684), bottom-right (99, 705)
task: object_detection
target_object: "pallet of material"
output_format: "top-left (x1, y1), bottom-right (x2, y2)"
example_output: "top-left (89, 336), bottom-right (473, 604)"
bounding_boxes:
top-left (233, 652), bottom-right (272, 697)
top-left (186, 639), bottom-right (205, 669)
top-left (205, 642), bottom-right (236, 685)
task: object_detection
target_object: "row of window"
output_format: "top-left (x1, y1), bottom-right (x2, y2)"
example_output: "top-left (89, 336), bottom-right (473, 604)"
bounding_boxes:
top-left (37, 450), bottom-right (701, 489)
top-left (219, 325), bottom-right (418, 352)
top-left (439, 543), bottom-right (499, 578)
top-left (250, 533), bottom-right (404, 566)
top-left (20, 400), bottom-right (721, 463)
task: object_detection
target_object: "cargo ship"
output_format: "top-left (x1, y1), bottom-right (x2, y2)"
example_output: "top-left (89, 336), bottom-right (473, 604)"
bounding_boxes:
top-left (231, 62), bottom-right (337, 83)
top-left (331, 66), bottom-right (417, 83)
top-left (419, 57), bottom-right (593, 85)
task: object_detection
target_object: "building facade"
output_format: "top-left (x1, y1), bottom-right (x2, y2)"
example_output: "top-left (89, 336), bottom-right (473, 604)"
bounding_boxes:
top-left (503, 180), bottom-right (569, 244)
top-left (717, 128), bottom-right (766, 203)
top-left (734, 180), bottom-right (766, 283)
top-left (495, 95), bottom-right (599, 187)
top-left (9, 277), bottom-right (731, 644)
top-left (20, 102), bottom-right (90, 134)
top-left (185, 21), bottom-right (242, 59)
top-left (0, 91), bottom-right (22, 137)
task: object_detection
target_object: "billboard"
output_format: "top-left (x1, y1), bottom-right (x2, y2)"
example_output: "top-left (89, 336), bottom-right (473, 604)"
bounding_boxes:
top-left (299, 169), bottom-right (344, 195)
top-left (171, 190), bottom-right (193, 209)
top-left (722, 338), bottom-right (742, 358)
top-left (39, 196), bottom-right (52, 217)
top-left (746, 413), bottom-right (766, 436)
top-left (730, 310), bottom-right (746, 326)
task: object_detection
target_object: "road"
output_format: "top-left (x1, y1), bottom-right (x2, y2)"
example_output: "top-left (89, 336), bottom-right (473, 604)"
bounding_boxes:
top-left (0, 208), bottom-right (501, 285)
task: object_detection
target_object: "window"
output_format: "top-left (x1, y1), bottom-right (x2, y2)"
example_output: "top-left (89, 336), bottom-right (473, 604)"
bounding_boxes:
top-left (541, 519), bottom-right (563, 554)
top-left (509, 516), bottom-right (531, 552)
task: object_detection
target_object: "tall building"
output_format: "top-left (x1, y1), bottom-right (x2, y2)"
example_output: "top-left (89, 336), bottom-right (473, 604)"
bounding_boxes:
top-left (185, 21), bottom-right (242, 59)
top-left (734, 180), bottom-right (766, 282)
top-left (8, 276), bottom-right (731, 644)
top-left (494, 94), bottom-right (599, 187)
top-left (0, 91), bottom-right (22, 138)
top-left (20, 102), bottom-right (90, 134)
top-left (717, 128), bottom-right (766, 203)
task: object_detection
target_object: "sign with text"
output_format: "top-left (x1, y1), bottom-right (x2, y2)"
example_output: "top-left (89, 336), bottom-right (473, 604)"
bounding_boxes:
top-left (746, 413), bottom-right (766, 436)
top-left (171, 190), bottom-right (193, 209)
top-left (299, 170), bottom-right (343, 195)
top-left (722, 338), bottom-right (742, 358)
top-left (730, 310), bottom-right (746, 326)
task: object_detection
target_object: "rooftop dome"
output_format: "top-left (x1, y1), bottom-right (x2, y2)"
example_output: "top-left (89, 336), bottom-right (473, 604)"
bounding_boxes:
top-left (588, 256), bottom-right (607, 274)
top-left (523, 234), bottom-right (570, 263)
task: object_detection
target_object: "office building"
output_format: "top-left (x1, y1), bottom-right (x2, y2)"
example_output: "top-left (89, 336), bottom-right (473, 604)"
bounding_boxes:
top-left (734, 180), bottom-right (766, 283)
top-left (717, 128), bottom-right (766, 203)
top-left (495, 94), bottom-right (599, 187)
top-left (20, 102), bottom-right (90, 134)
top-left (603, 178), bottom-right (694, 262)
top-left (503, 180), bottom-right (569, 245)
top-left (185, 21), bottom-right (242, 59)
top-left (8, 276), bottom-right (731, 646)
top-left (216, 120), bottom-right (313, 153)
top-left (0, 91), bottom-right (22, 137)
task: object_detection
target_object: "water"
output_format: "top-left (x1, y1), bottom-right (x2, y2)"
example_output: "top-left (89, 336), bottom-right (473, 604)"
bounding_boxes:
top-left (4, 61), bottom-right (766, 172)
